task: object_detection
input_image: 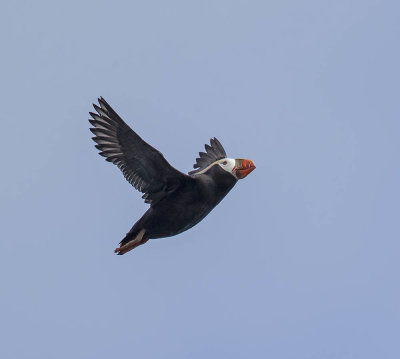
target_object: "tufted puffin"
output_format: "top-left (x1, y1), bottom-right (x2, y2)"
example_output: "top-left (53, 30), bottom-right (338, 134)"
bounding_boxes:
top-left (89, 97), bottom-right (255, 254)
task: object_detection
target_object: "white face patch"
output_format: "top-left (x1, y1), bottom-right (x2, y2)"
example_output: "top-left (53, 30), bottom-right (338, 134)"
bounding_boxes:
top-left (218, 158), bottom-right (237, 178)
top-left (192, 157), bottom-right (237, 178)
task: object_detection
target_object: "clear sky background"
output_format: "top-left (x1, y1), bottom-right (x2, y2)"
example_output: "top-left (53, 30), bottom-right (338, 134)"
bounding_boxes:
top-left (1, 1), bottom-right (399, 358)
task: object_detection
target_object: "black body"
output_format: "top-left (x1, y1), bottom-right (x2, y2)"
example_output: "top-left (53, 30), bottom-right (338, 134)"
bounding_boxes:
top-left (89, 97), bottom-right (237, 251)
top-left (129, 165), bottom-right (237, 240)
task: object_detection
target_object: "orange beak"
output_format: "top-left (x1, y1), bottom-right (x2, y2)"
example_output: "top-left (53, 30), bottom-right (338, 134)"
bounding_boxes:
top-left (235, 159), bottom-right (256, 179)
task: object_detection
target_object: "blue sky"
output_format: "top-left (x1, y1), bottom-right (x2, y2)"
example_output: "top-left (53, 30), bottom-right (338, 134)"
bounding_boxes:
top-left (1, 1), bottom-right (399, 358)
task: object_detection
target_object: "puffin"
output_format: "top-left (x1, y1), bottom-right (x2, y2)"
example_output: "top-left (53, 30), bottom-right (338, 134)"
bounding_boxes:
top-left (89, 97), bottom-right (256, 254)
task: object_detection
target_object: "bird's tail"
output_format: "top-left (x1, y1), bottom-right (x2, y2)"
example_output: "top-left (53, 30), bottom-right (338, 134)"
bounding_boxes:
top-left (114, 228), bottom-right (148, 255)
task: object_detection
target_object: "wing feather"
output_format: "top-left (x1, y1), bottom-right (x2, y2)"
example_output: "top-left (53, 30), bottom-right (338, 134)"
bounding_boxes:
top-left (188, 137), bottom-right (227, 175)
top-left (89, 97), bottom-right (189, 205)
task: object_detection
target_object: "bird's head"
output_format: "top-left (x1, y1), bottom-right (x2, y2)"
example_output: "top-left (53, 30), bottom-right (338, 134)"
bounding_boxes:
top-left (218, 158), bottom-right (256, 179)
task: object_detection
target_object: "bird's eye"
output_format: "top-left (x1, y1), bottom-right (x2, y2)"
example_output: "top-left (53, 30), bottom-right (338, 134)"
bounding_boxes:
top-left (222, 161), bottom-right (228, 165)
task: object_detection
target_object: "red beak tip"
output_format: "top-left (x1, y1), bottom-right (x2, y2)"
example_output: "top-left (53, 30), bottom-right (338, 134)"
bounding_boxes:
top-left (236, 159), bottom-right (255, 179)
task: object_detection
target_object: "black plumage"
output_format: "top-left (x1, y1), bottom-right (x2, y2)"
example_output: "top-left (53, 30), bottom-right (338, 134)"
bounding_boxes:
top-left (89, 97), bottom-right (255, 254)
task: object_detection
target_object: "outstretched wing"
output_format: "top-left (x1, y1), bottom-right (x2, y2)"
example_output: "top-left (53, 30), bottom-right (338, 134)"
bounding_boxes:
top-left (188, 137), bottom-right (227, 175)
top-left (89, 97), bottom-right (189, 205)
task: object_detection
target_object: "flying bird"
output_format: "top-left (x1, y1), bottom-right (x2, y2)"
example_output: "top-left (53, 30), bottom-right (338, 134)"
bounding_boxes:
top-left (89, 97), bottom-right (255, 254)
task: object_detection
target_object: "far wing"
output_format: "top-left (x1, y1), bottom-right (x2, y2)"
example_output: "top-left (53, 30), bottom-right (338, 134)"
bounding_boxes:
top-left (189, 137), bottom-right (227, 175)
